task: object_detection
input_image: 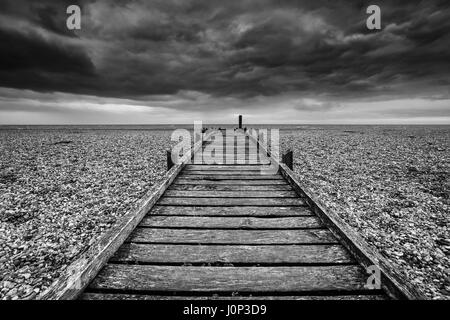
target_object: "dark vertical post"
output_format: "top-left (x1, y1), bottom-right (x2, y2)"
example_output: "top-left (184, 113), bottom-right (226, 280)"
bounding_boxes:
top-left (166, 150), bottom-right (174, 171)
top-left (238, 115), bottom-right (242, 129)
top-left (257, 134), bottom-right (260, 153)
top-left (282, 150), bottom-right (293, 170)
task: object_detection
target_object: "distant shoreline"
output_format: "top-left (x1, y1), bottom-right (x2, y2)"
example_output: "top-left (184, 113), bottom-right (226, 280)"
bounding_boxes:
top-left (0, 124), bottom-right (449, 131)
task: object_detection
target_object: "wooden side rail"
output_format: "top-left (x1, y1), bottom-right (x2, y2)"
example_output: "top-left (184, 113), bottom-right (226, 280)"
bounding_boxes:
top-left (246, 130), bottom-right (427, 300)
top-left (39, 131), bottom-right (213, 300)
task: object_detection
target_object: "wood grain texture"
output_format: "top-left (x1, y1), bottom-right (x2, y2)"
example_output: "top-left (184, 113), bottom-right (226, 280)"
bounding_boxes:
top-left (157, 197), bottom-right (306, 206)
top-left (198, 155), bottom-right (267, 158)
top-left (191, 160), bottom-right (271, 165)
top-left (179, 173), bottom-right (286, 183)
top-left (185, 165), bottom-right (271, 171)
top-left (127, 228), bottom-right (338, 244)
top-left (164, 190), bottom-right (298, 198)
top-left (139, 216), bottom-right (322, 229)
top-left (150, 206), bottom-right (314, 217)
top-left (201, 153), bottom-right (263, 156)
top-left (111, 244), bottom-right (353, 264)
top-left (81, 293), bottom-right (387, 300)
top-left (169, 184), bottom-right (293, 191)
top-left (174, 179), bottom-right (286, 185)
top-left (88, 265), bottom-right (368, 292)
top-left (182, 170), bottom-right (277, 176)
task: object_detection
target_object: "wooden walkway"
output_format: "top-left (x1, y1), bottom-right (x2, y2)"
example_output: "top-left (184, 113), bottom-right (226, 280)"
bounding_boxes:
top-left (78, 131), bottom-right (389, 300)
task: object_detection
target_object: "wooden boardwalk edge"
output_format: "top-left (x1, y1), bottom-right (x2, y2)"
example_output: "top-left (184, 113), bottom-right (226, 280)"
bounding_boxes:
top-left (246, 131), bottom-right (428, 300)
top-left (38, 132), bottom-right (214, 300)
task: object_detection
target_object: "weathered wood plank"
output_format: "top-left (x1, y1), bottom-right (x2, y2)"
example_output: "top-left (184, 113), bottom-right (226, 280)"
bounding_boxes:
top-left (200, 147), bottom-right (261, 151)
top-left (157, 197), bottom-right (305, 206)
top-left (192, 160), bottom-right (271, 165)
top-left (164, 190), bottom-right (298, 198)
top-left (203, 146), bottom-right (256, 156)
top-left (185, 165), bottom-right (271, 171)
top-left (183, 170), bottom-right (277, 176)
top-left (200, 152), bottom-right (259, 156)
top-left (81, 293), bottom-right (387, 300)
top-left (139, 216), bottom-right (322, 229)
top-left (88, 265), bottom-right (368, 292)
top-left (111, 244), bottom-right (353, 264)
top-left (150, 205), bottom-right (313, 217)
top-left (174, 179), bottom-right (286, 185)
top-left (202, 153), bottom-right (266, 156)
top-left (178, 174), bottom-right (283, 180)
top-left (169, 184), bottom-right (293, 191)
top-left (193, 161), bottom-right (271, 166)
top-left (128, 228), bottom-right (337, 244)
top-left (151, 206), bottom-right (313, 216)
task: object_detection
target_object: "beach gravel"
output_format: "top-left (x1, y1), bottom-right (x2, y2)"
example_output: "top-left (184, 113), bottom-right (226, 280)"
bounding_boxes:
top-left (1, 126), bottom-right (448, 300)
top-left (281, 125), bottom-right (449, 299)
top-left (0, 128), bottom-right (173, 300)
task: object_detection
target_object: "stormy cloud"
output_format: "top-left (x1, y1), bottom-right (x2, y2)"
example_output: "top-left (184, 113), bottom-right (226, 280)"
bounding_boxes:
top-left (0, 0), bottom-right (449, 123)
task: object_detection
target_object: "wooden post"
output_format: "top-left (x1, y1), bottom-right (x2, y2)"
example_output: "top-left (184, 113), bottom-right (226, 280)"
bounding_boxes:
top-left (238, 115), bottom-right (242, 129)
top-left (257, 135), bottom-right (260, 152)
top-left (166, 150), bottom-right (174, 171)
top-left (282, 150), bottom-right (293, 170)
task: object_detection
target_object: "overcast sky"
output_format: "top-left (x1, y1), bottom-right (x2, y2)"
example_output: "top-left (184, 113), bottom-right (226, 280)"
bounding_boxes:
top-left (0, 0), bottom-right (449, 124)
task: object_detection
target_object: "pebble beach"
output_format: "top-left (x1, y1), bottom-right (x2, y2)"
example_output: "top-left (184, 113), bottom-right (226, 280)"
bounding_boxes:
top-left (281, 125), bottom-right (449, 299)
top-left (0, 128), bottom-right (173, 299)
top-left (0, 125), bottom-right (448, 300)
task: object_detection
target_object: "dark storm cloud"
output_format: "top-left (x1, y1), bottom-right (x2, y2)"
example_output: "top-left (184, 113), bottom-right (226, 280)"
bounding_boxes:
top-left (0, 0), bottom-right (449, 101)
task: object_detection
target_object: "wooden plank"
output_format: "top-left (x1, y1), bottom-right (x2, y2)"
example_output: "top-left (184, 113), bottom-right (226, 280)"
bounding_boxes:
top-left (157, 197), bottom-right (306, 206)
top-left (128, 228), bottom-right (337, 244)
top-left (164, 190), bottom-right (298, 198)
top-left (185, 165), bottom-right (271, 171)
top-left (174, 179), bottom-right (286, 185)
top-left (178, 175), bottom-right (283, 180)
top-left (193, 161), bottom-right (272, 165)
top-left (88, 265), bottom-right (368, 292)
top-left (81, 293), bottom-right (387, 300)
top-left (201, 153), bottom-right (261, 156)
top-left (169, 184), bottom-right (293, 191)
top-left (192, 162), bottom-right (271, 166)
top-left (202, 153), bottom-right (266, 156)
top-left (198, 148), bottom-right (261, 151)
top-left (111, 244), bottom-right (353, 264)
top-left (200, 148), bottom-right (260, 151)
top-left (199, 156), bottom-right (265, 159)
top-left (151, 206), bottom-right (313, 217)
top-left (199, 153), bottom-right (265, 156)
top-left (183, 170), bottom-right (277, 176)
top-left (201, 148), bottom-right (255, 151)
top-left (39, 131), bottom-right (214, 300)
top-left (139, 216), bottom-right (322, 229)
